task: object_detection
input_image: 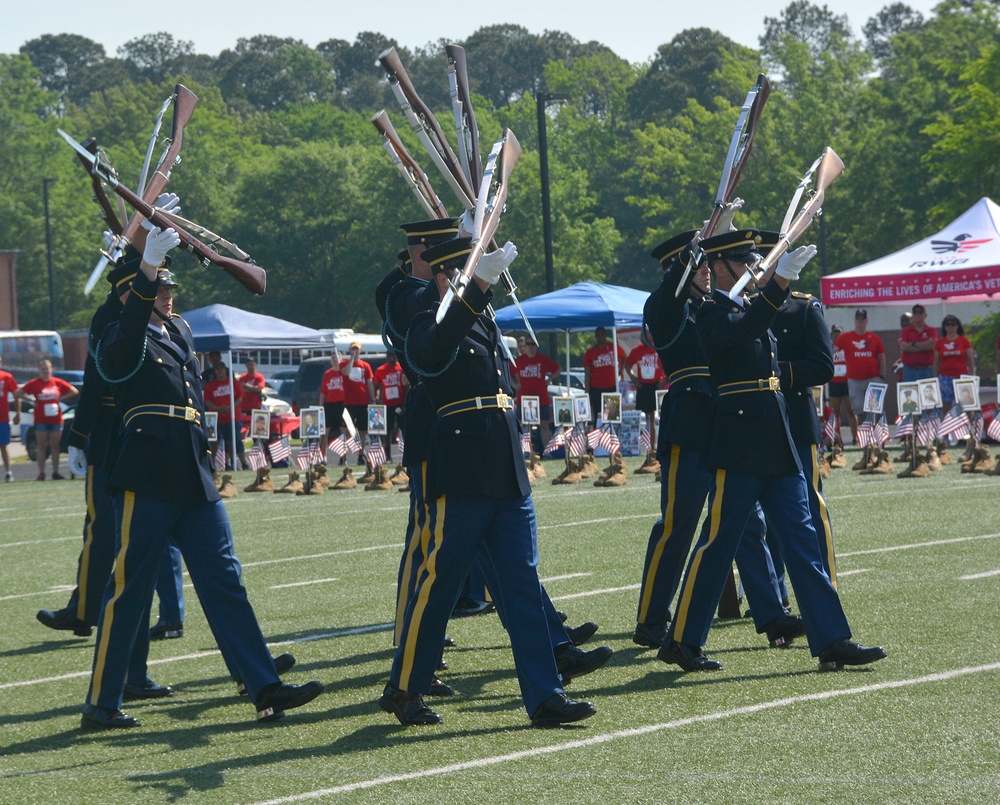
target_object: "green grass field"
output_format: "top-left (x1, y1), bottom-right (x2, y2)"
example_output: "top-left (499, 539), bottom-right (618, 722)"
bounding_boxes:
top-left (1, 449), bottom-right (999, 804)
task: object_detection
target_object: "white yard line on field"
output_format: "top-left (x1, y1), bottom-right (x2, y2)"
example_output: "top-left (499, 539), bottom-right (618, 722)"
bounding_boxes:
top-left (959, 569), bottom-right (1000, 580)
top-left (0, 535), bottom-right (80, 548)
top-left (270, 578), bottom-right (340, 589)
top-left (247, 663), bottom-right (1000, 804)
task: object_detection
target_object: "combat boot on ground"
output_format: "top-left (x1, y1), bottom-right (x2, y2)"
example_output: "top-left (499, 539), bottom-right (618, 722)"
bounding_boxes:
top-left (971, 446), bottom-right (996, 473)
top-left (851, 446), bottom-right (874, 471)
top-left (275, 471), bottom-right (303, 494)
top-left (861, 449), bottom-right (893, 475)
top-left (528, 452), bottom-right (546, 479)
top-left (313, 464), bottom-right (332, 488)
top-left (218, 474), bottom-right (238, 498)
top-left (389, 464), bottom-right (409, 485)
top-left (552, 459), bottom-right (582, 485)
top-left (926, 447), bottom-right (942, 472)
top-left (819, 457), bottom-right (831, 479)
top-left (936, 443), bottom-right (953, 465)
top-left (365, 465), bottom-right (394, 490)
top-left (577, 453), bottom-right (598, 479)
top-left (635, 451), bottom-right (659, 475)
top-left (898, 452), bottom-right (930, 478)
top-left (245, 467), bottom-right (274, 493)
top-left (332, 467), bottom-right (357, 489)
top-left (600, 454), bottom-right (628, 486)
top-left (297, 472), bottom-right (324, 495)
top-left (829, 445), bottom-right (847, 469)
top-left (359, 465), bottom-right (376, 484)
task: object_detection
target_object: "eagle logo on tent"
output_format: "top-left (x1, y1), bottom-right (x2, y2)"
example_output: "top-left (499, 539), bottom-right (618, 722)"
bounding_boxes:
top-left (931, 233), bottom-right (992, 254)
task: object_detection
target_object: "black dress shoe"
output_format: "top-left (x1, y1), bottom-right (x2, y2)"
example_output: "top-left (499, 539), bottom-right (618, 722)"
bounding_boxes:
top-left (379, 683), bottom-right (443, 725)
top-left (255, 680), bottom-right (324, 722)
top-left (81, 704), bottom-right (141, 729)
top-left (37, 608), bottom-right (92, 637)
top-left (443, 636), bottom-right (457, 647)
top-left (555, 644), bottom-right (613, 684)
top-left (657, 640), bottom-right (723, 671)
top-left (556, 610), bottom-right (568, 623)
top-left (530, 693), bottom-right (597, 727)
top-left (632, 622), bottom-right (668, 649)
top-left (123, 680), bottom-right (173, 701)
top-left (763, 613), bottom-right (806, 648)
top-left (428, 675), bottom-right (454, 697)
top-left (566, 621), bottom-right (599, 646)
top-left (451, 597), bottom-right (495, 617)
top-left (817, 638), bottom-right (887, 671)
top-left (236, 652), bottom-right (296, 696)
top-left (149, 621), bottom-right (183, 640)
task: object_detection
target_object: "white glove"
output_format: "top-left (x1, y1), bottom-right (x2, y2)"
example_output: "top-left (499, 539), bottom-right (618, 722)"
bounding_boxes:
top-left (474, 241), bottom-right (517, 286)
top-left (708, 197), bottom-right (744, 234)
top-left (775, 244), bottom-right (818, 282)
top-left (140, 193), bottom-right (182, 230)
top-left (68, 446), bottom-right (88, 477)
top-left (142, 226), bottom-right (181, 267)
top-left (457, 208), bottom-right (475, 238)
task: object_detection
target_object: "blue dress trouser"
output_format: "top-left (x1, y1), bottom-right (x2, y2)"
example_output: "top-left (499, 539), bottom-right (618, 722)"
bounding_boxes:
top-left (155, 541), bottom-right (185, 624)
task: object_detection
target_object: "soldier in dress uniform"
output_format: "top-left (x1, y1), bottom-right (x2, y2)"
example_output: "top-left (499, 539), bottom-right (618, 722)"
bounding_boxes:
top-left (658, 228), bottom-right (886, 672)
top-left (380, 236), bottom-right (602, 727)
top-left (634, 226), bottom-right (802, 652)
top-left (83, 227), bottom-right (322, 729)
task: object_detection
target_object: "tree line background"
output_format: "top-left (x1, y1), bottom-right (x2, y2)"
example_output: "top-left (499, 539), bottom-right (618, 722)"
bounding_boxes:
top-left (1, 0), bottom-right (998, 360)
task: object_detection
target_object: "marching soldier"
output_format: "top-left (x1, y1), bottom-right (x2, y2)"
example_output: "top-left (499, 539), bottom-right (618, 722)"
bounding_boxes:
top-left (380, 236), bottom-right (603, 727)
top-left (84, 227), bottom-right (322, 729)
top-left (659, 229), bottom-right (886, 672)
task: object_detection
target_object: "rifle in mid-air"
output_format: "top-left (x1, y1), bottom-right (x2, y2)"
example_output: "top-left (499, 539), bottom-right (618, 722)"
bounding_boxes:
top-left (59, 128), bottom-right (267, 296)
top-left (371, 110), bottom-right (450, 219)
top-left (675, 73), bottom-right (770, 296)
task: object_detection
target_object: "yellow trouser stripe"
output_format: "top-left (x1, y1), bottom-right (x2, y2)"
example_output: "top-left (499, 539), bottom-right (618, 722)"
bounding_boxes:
top-left (399, 489), bottom-right (446, 691)
top-left (673, 469), bottom-right (727, 640)
top-left (638, 444), bottom-right (680, 623)
top-left (810, 444), bottom-right (838, 588)
top-left (394, 462), bottom-right (428, 645)
top-left (88, 490), bottom-right (134, 705)
top-left (76, 467), bottom-right (97, 622)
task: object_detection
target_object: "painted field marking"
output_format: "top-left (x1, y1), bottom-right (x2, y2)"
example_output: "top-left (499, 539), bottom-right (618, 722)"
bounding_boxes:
top-left (960, 569), bottom-right (1000, 580)
top-left (270, 578), bottom-right (340, 590)
top-left (540, 573), bottom-right (592, 583)
top-left (0, 535), bottom-right (80, 548)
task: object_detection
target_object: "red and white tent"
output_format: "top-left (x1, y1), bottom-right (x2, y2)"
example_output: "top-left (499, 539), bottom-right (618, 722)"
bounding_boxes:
top-left (821, 197), bottom-right (1000, 306)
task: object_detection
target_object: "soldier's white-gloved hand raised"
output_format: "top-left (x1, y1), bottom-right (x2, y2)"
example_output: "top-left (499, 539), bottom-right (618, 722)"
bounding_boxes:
top-left (142, 226), bottom-right (181, 267)
top-left (68, 446), bottom-right (88, 477)
top-left (140, 193), bottom-right (182, 231)
top-left (775, 244), bottom-right (817, 282)
top-left (457, 208), bottom-right (475, 238)
top-left (709, 197), bottom-right (744, 234)
top-left (474, 241), bottom-right (517, 286)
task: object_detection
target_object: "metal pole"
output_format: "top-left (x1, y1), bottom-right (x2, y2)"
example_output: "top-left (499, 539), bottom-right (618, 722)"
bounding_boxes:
top-left (819, 211), bottom-right (827, 276)
top-left (536, 92), bottom-right (569, 360)
top-left (43, 178), bottom-right (58, 329)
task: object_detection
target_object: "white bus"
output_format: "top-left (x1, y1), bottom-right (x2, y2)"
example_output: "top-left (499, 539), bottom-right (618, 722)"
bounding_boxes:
top-left (0, 330), bottom-right (65, 382)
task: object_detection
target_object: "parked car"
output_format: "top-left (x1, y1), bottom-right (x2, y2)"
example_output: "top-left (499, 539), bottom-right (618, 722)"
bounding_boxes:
top-left (260, 387), bottom-right (292, 416)
top-left (547, 371), bottom-right (587, 400)
top-left (290, 354), bottom-right (388, 414)
top-left (267, 369), bottom-right (297, 408)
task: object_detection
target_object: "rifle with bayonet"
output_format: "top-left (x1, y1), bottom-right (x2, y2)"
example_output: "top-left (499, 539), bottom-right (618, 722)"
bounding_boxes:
top-left (445, 45), bottom-right (483, 195)
top-left (371, 110), bottom-right (450, 219)
top-left (728, 146), bottom-right (844, 300)
top-left (59, 128), bottom-right (266, 296)
top-left (675, 73), bottom-right (770, 296)
top-left (83, 84), bottom-right (198, 295)
top-left (75, 137), bottom-right (125, 235)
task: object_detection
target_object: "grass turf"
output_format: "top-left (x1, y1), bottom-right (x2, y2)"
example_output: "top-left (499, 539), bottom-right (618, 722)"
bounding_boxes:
top-left (1, 447), bottom-right (998, 803)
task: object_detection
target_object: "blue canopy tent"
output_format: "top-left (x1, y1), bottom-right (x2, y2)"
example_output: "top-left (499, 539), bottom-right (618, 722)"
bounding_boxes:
top-left (492, 281), bottom-right (648, 392)
top-left (183, 304), bottom-right (331, 468)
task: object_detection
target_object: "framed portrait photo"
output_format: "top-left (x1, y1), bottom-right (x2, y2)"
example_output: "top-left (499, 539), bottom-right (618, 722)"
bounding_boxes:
top-left (863, 382), bottom-right (888, 414)
top-left (917, 378), bottom-right (942, 411)
top-left (554, 396), bottom-right (576, 426)
top-left (300, 406), bottom-right (323, 438)
top-left (654, 388), bottom-right (667, 422)
top-left (601, 392), bottom-right (623, 424)
top-left (520, 396), bottom-right (541, 426)
top-left (204, 411), bottom-right (218, 442)
top-left (953, 378), bottom-right (979, 412)
top-left (250, 409), bottom-right (271, 440)
top-left (897, 382), bottom-right (920, 415)
top-left (367, 404), bottom-right (388, 435)
top-left (574, 395), bottom-right (592, 424)
top-left (811, 386), bottom-right (824, 419)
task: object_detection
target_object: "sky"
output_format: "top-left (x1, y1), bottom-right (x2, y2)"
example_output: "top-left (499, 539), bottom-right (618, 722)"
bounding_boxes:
top-left (8, 0), bottom-right (944, 65)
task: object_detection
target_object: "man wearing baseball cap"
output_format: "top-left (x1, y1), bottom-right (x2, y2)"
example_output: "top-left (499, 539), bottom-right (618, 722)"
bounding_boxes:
top-left (833, 309), bottom-right (886, 443)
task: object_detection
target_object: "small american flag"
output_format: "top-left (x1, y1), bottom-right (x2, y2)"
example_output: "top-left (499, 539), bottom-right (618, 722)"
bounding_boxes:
top-left (328, 435), bottom-right (349, 457)
top-left (214, 443), bottom-right (226, 470)
top-left (543, 429), bottom-right (566, 455)
top-left (246, 447), bottom-right (267, 471)
top-left (268, 438), bottom-right (291, 462)
top-left (599, 426), bottom-right (621, 455)
top-left (295, 448), bottom-right (312, 469)
top-left (824, 412), bottom-right (838, 444)
top-left (365, 442), bottom-right (387, 468)
top-left (972, 413), bottom-right (984, 441)
top-left (894, 414), bottom-right (913, 439)
top-left (346, 435), bottom-right (363, 454)
top-left (873, 416), bottom-right (889, 447)
top-left (916, 416), bottom-right (933, 447)
top-left (396, 432), bottom-right (405, 455)
top-left (857, 420), bottom-right (873, 448)
top-left (923, 412), bottom-right (941, 441)
top-left (520, 431), bottom-right (532, 454)
top-left (939, 405), bottom-right (970, 440)
top-left (587, 428), bottom-right (602, 449)
top-left (640, 428), bottom-right (651, 452)
top-left (987, 415), bottom-right (1000, 442)
top-left (310, 441), bottom-right (326, 464)
top-left (568, 425), bottom-right (587, 458)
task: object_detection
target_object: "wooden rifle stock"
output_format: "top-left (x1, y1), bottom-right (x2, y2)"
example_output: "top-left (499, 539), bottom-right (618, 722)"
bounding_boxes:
top-left (445, 44), bottom-right (483, 195)
top-left (76, 138), bottom-right (123, 234)
top-left (371, 110), bottom-right (449, 219)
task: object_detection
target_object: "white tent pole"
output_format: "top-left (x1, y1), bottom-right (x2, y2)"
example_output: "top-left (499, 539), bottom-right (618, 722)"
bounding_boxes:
top-left (564, 330), bottom-right (571, 394)
top-left (227, 349), bottom-right (237, 471)
top-left (612, 327), bottom-right (620, 390)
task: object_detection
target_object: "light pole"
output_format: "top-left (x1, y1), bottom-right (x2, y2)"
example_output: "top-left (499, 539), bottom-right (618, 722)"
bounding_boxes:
top-left (43, 177), bottom-right (58, 330)
top-left (536, 91), bottom-right (569, 356)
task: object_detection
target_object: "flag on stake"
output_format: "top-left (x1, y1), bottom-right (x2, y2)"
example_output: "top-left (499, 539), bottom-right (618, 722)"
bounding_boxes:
top-left (520, 431), bottom-right (531, 454)
top-left (599, 426), bottom-right (621, 455)
top-left (894, 414), bottom-right (913, 440)
top-left (268, 438), bottom-right (290, 462)
top-left (640, 428), bottom-right (651, 452)
top-left (857, 420), bottom-right (873, 448)
top-left (214, 443), bottom-right (226, 471)
top-left (328, 435), bottom-right (349, 457)
top-left (824, 412), bottom-right (838, 444)
top-left (543, 429), bottom-right (566, 455)
top-left (568, 426), bottom-right (587, 457)
top-left (246, 447), bottom-right (267, 471)
top-left (873, 416), bottom-right (889, 447)
top-left (366, 442), bottom-right (387, 468)
top-left (988, 415), bottom-right (1000, 442)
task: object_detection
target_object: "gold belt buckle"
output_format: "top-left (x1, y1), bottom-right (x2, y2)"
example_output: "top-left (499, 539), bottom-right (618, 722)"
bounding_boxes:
top-left (763, 377), bottom-right (779, 392)
top-left (497, 393), bottom-right (513, 410)
top-left (184, 406), bottom-right (197, 421)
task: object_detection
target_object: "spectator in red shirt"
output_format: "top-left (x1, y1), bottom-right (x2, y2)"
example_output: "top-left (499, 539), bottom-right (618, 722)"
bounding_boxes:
top-left (341, 341), bottom-right (375, 463)
top-left (899, 303), bottom-right (937, 382)
top-left (513, 335), bottom-right (560, 446)
top-left (238, 358), bottom-right (265, 420)
top-left (827, 324), bottom-right (850, 446)
top-left (833, 309), bottom-right (885, 441)
top-left (319, 348), bottom-right (345, 448)
top-left (0, 355), bottom-right (23, 482)
top-left (934, 315), bottom-right (975, 406)
top-left (374, 351), bottom-right (408, 452)
top-left (203, 363), bottom-right (247, 470)
top-left (625, 336), bottom-right (665, 447)
top-left (583, 327), bottom-right (626, 426)
top-left (15, 358), bottom-right (78, 480)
